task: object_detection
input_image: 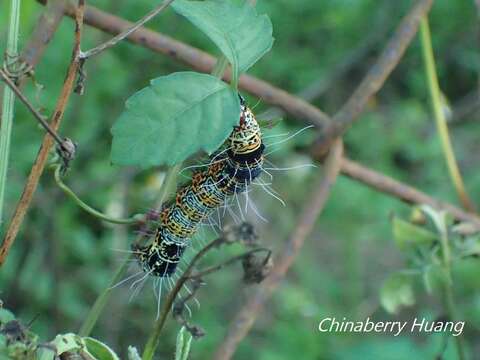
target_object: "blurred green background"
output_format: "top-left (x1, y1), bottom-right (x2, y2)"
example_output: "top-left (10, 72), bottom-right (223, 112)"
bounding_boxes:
top-left (1, 0), bottom-right (480, 359)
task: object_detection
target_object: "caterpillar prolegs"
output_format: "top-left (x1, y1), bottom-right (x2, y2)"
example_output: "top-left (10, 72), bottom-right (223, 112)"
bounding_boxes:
top-left (134, 96), bottom-right (265, 277)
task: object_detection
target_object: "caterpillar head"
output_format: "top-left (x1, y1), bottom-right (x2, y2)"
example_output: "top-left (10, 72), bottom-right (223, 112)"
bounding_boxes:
top-left (228, 100), bottom-right (263, 156)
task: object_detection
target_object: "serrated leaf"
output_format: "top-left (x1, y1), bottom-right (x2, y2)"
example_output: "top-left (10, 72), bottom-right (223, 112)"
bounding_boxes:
top-left (172, 0), bottom-right (273, 80)
top-left (175, 327), bottom-right (193, 360)
top-left (380, 273), bottom-right (415, 314)
top-left (111, 72), bottom-right (240, 167)
top-left (392, 217), bottom-right (437, 250)
top-left (84, 337), bottom-right (119, 360)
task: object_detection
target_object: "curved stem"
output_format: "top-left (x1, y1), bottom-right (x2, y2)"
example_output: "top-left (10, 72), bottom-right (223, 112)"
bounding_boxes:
top-left (53, 165), bottom-right (141, 225)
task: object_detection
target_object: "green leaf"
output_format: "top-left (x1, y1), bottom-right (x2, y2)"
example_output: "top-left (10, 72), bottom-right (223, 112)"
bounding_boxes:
top-left (380, 273), bottom-right (416, 314)
top-left (111, 72), bottom-right (240, 167)
top-left (392, 217), bottom-right (437, 250)
top-left (172, 0), bottom-right (273, 81)
top-left (175, 327), bottom-right (193, 360)
top-left (84, 337), bottom-right (119, 360)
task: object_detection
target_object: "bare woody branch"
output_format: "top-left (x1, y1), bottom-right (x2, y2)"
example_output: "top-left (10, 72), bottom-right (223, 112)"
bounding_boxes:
top-left (0, 0), bottom-right (85, 267)
top-left (213, 139), bottom-right (344, 360)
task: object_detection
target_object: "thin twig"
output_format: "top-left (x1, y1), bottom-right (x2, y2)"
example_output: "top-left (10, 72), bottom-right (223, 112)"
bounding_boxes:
top-left (188, 248), bottom-right (271, 279)
top-left (213, 139), bottom-right (344, 360)
top-left (79, 0), bottom-right (176, 60)
top-left (0, 68), bottom-right (64, 145)
top-left (53, 165), bottom-right (142, 225)
top-left (0, 0), bottom-right (85, 267)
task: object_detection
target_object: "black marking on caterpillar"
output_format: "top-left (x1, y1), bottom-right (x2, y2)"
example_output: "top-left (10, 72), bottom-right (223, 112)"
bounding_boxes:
top-left (133, 95), bottom-right (265, 277)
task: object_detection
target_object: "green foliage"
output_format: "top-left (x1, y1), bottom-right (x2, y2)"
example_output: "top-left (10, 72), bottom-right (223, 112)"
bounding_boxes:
top-left (111, 72), bottom-right (240, 167)
top-left (172, 0), bottom-right (273, 83)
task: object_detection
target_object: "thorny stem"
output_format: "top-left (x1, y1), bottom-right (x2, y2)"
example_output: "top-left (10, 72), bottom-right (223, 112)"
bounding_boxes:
top-left (419, 18), bottom-right (475, 212)
top-left (80, 0), bottom-right (177, 59)
top-left (0, 68), bottom-right (64, 146)
top-left (0, 0), bottom-right (21, 225)
top-left (53, 165), bottom-right (142, 225)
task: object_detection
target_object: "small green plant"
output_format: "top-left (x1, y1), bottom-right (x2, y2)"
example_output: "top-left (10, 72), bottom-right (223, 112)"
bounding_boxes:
top-left (381, 205), bottom-right (478, 359)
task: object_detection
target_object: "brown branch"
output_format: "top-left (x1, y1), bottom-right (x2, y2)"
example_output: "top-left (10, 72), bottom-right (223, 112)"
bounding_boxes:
top-left (0, 0), bottom-right (85, 267)
top-left (312, 0), bottom-right (435, 156)
top-left (213, 139), bottom-right (344, 360)
top-left (40, 0), bottom-right (332, 129)
top-left (339, 157), bottom-right (480, 227)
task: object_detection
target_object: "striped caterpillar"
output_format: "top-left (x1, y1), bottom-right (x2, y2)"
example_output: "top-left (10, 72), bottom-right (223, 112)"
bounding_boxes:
top-left (133, 95), bottom-right (265, 278)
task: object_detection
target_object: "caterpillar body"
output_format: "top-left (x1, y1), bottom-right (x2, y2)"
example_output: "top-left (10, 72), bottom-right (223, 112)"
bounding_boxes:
top-left (134, 96), bottom-right (265, 277)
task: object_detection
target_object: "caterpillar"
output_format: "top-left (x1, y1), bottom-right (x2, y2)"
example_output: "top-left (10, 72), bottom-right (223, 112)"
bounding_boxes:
top-left (133, 95), bottom-right (265, 278)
